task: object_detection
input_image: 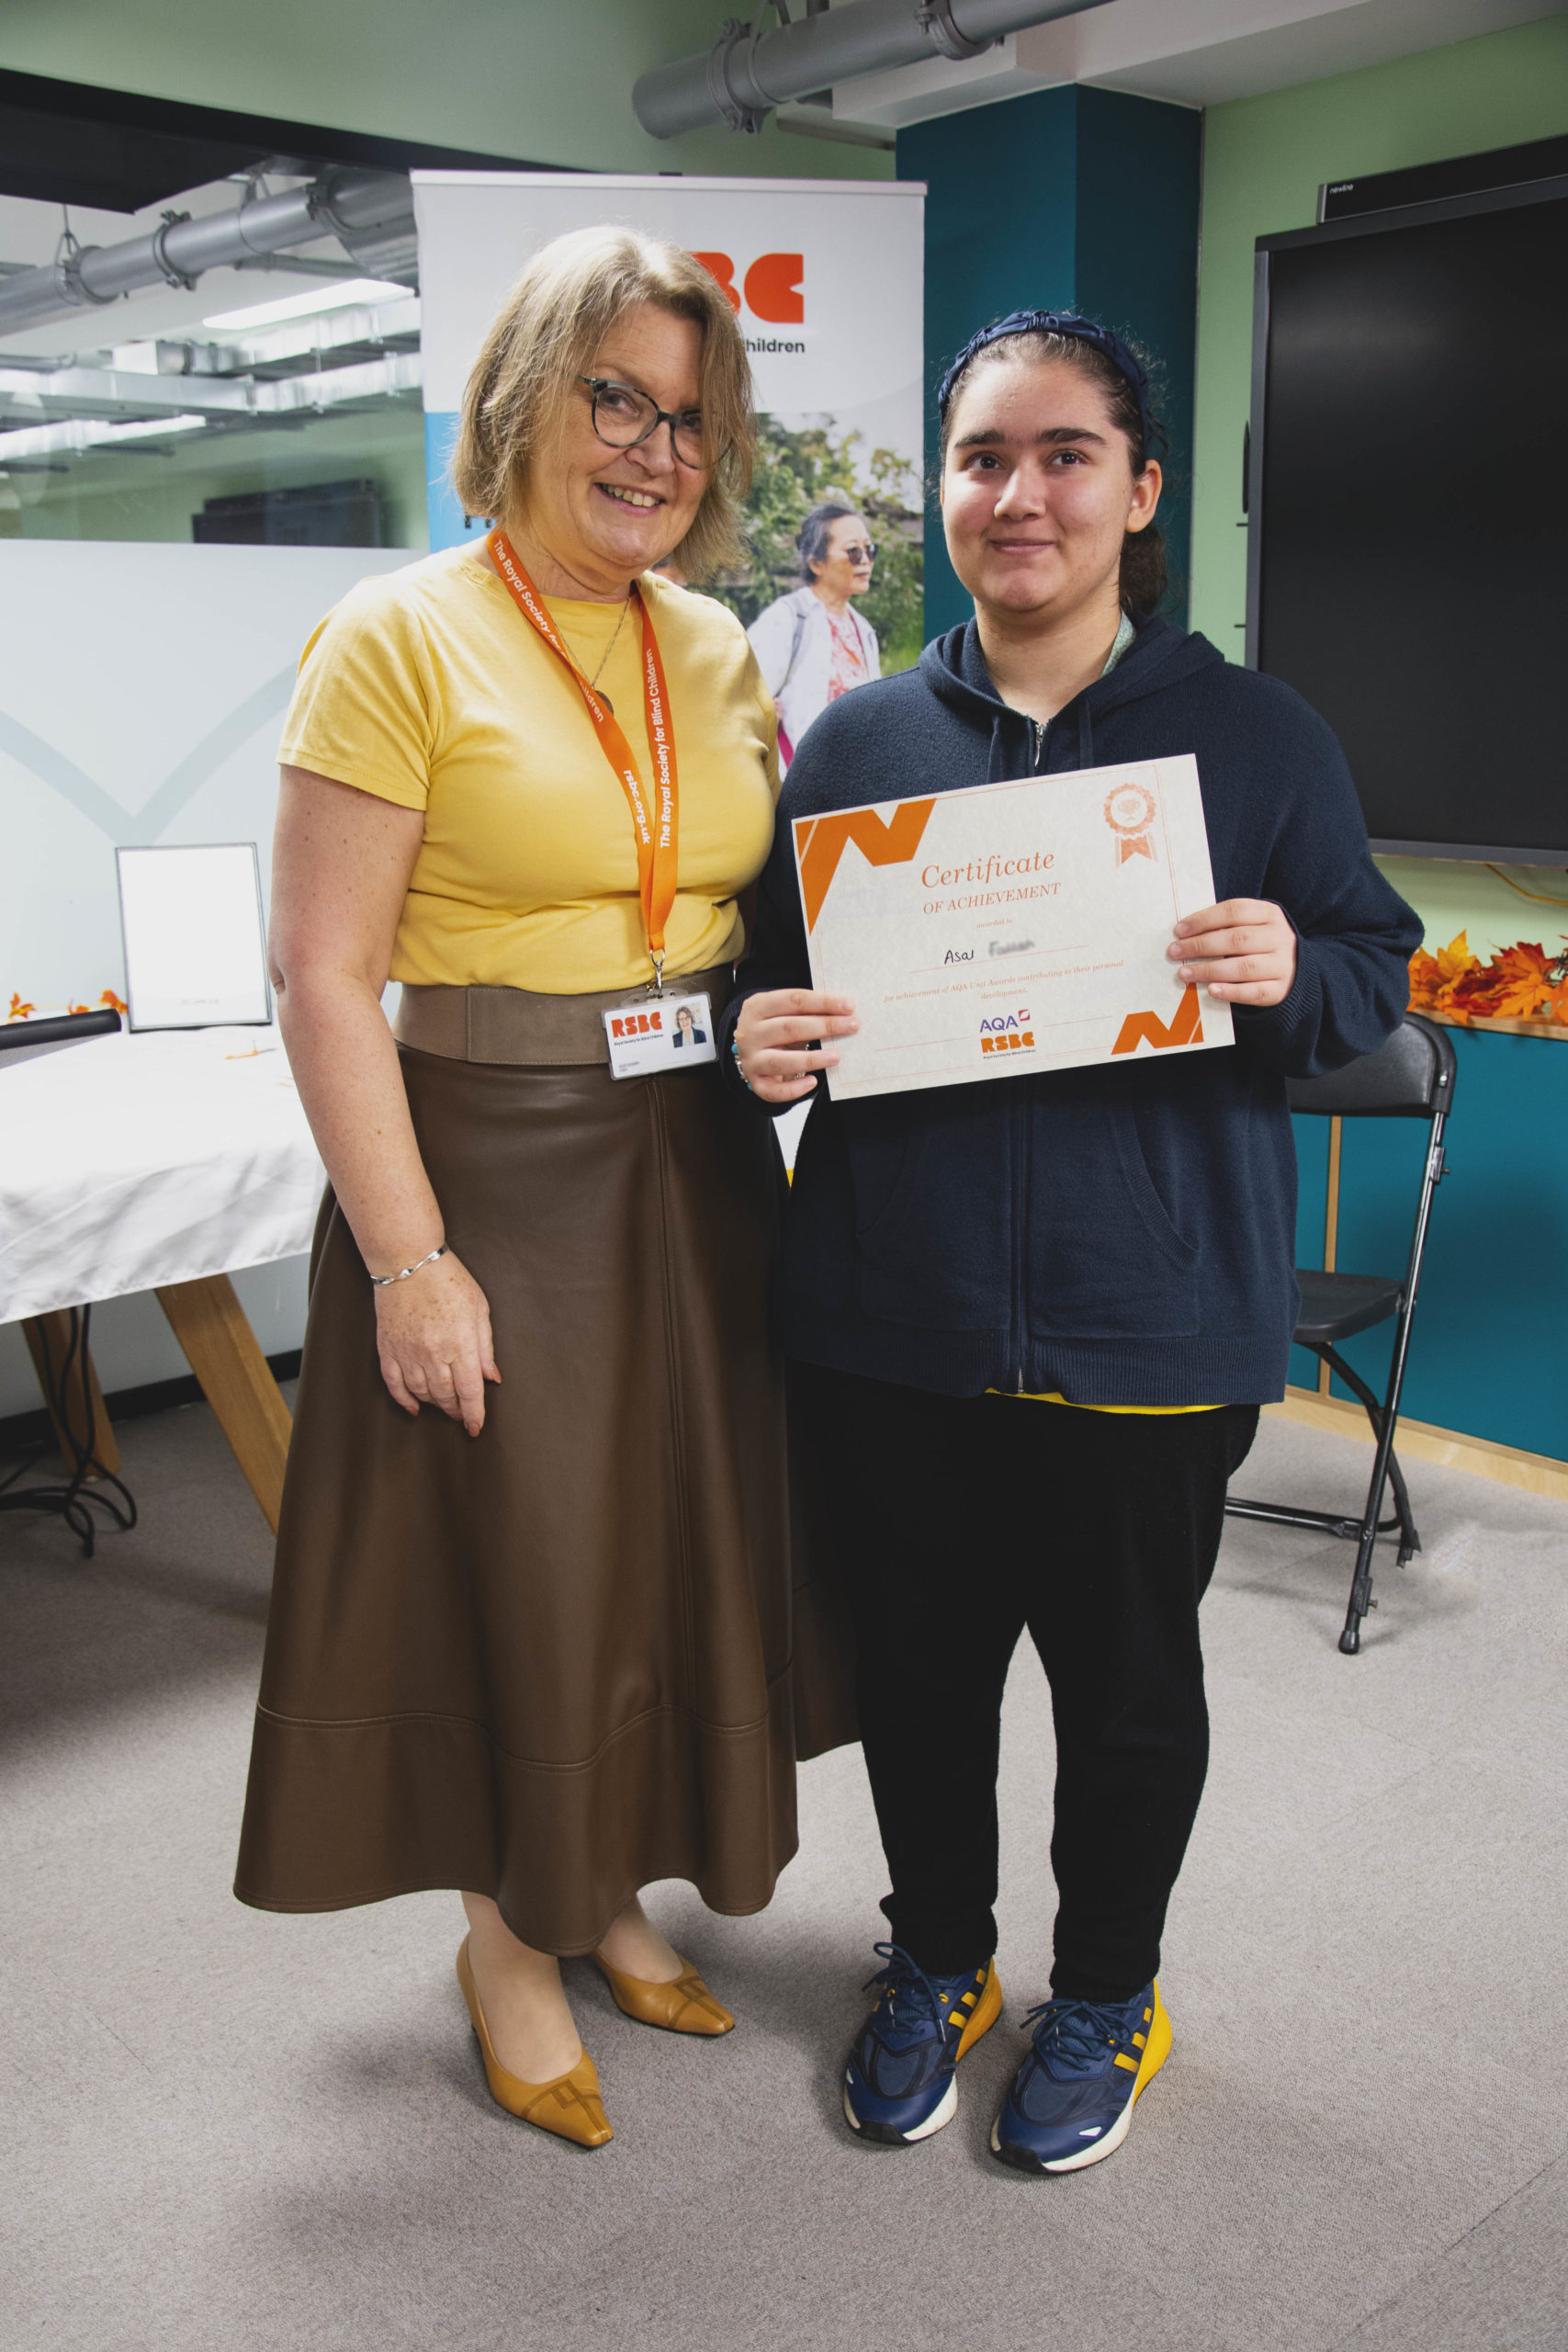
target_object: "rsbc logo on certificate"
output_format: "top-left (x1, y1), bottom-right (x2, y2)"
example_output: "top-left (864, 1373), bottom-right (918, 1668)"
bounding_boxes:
top-left (792, 756), bottom-right (1233, 1102)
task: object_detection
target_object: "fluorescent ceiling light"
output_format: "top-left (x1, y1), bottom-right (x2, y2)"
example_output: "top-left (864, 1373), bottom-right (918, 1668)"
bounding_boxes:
top-left (103, 413), bottom-right (207, 442)
top-left (201, 277), bottom-right (411, 331)
top-left (0, 412), bottom-right (206, 462)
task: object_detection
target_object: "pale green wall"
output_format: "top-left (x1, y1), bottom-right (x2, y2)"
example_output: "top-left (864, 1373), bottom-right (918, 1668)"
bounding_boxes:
top-left (1190, 15), bottom-right (1568, 944)
top-left (1376, 856), bottom-right (1568, 966)
top-left (0, 0), bottom-right (892, 183)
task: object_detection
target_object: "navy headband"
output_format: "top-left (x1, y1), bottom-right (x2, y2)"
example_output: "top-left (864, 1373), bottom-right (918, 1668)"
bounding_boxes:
top-left (936, 310), bottom-right (1153, 461)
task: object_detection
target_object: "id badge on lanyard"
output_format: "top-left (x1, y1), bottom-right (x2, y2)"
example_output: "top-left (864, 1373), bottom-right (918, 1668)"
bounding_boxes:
top-left (489, 530), bottom-right (717, 1080)
top-left (602, 989), bottom-right (716, 1078)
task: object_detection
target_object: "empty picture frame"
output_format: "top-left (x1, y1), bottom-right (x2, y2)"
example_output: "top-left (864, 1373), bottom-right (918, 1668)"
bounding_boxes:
top-left (116, 842), bottom-right (272, 1032)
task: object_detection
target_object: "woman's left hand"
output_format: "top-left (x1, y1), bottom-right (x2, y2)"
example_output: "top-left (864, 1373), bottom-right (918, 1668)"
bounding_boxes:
top-left (1169, 899), bottom-right (1298, 1007)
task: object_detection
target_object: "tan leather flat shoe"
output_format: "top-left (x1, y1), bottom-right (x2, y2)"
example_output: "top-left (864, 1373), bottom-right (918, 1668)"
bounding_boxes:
top-left (593, 1949), bottom-right (735, 2036)
top-left (456, 1938), bottom-right (612, 2147)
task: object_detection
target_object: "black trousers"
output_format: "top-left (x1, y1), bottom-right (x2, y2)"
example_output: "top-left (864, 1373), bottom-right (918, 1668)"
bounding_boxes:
top-left (793, 1366), bottom-right (1259, 2003)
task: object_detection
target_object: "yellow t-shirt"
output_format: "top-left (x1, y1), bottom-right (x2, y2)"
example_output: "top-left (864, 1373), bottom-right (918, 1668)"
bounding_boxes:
top-left (277, 546), bottom-right (779, 994)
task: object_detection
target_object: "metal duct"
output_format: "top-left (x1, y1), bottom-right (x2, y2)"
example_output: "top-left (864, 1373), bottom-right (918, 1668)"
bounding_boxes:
top-left (0, 169), bottom-right (416, 340)
top-left (634, 0), bottom-right (1111, 138)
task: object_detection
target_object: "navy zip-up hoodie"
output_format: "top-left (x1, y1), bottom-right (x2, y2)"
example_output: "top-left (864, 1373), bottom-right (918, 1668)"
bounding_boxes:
top-left (719, 616), bottom-right (1423, 1407)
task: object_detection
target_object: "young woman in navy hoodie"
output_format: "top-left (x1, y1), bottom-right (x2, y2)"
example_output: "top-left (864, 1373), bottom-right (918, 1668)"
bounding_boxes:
top-left (720, 311), bottom-right (1421, 2175)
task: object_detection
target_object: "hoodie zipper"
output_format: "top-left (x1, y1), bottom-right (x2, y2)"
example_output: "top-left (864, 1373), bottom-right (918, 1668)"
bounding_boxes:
top-left (927, 615), bottom-right (1192, 1380)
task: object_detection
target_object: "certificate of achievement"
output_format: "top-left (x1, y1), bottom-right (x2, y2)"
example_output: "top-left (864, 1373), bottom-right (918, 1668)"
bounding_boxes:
top-left (793, 755), bottom-right (1233, 1102)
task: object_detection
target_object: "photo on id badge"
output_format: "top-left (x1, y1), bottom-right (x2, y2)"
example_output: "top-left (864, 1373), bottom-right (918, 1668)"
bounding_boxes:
top-left (603, 992), bottom-right (716, 1079)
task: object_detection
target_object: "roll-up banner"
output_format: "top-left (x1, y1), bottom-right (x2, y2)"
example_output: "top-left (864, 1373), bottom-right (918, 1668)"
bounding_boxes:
top-left (412, 172), bottom-right (926, 718)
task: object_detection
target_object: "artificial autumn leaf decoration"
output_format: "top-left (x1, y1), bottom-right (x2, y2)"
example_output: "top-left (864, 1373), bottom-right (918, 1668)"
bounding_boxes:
top-left (4, 986), bottom-right (129, 1023)
top-left (1484, 944), bottom-right (1554, 1021)
top-left (1408, 931), bottom-right (1568, 1028)
top-left (1436, 932), bottom-right (1478, 988)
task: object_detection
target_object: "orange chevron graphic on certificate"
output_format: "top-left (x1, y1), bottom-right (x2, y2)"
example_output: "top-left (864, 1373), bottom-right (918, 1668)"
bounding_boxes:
top-left (792, 754), bottom-right (1231, 1102)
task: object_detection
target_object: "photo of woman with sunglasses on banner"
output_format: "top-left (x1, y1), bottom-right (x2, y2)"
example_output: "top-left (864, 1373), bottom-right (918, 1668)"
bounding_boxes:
top-left (725, 310), bottom-right (1419, 2176)
top-left (235, 225), bottom-right (852, 2153)
top-left (747, 497), bottom-right (882, 767)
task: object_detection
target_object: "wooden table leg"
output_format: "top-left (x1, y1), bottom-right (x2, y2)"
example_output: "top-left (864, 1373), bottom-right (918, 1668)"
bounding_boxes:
top-left (154, 1273), bottom-right (292, 1532)
top-left (22, 1310), bottom-right (122, 1476)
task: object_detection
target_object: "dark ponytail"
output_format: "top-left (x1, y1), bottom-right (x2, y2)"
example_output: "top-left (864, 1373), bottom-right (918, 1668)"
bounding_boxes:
top-left (1118, 507), bottom-right (1168, 619)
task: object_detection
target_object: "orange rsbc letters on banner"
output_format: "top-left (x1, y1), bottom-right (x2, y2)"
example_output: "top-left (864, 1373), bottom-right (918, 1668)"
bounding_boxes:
top-left (692, 252), bottom-right (805, 324)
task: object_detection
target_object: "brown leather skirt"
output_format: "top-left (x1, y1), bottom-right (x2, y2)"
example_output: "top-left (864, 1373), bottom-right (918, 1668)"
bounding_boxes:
top-left (234, 1024), bottom-right (854, 1954)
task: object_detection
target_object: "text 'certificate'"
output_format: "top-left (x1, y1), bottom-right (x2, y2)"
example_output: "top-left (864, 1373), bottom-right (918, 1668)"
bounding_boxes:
top-left (793, 755), bottom-right (1234, 1102)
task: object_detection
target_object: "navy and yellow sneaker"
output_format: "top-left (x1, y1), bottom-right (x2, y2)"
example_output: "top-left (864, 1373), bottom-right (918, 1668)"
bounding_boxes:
top-left (990, 1980), bottom-right (1170, 2174)
top-left (842, 1942), bottom-right (1003, 2144)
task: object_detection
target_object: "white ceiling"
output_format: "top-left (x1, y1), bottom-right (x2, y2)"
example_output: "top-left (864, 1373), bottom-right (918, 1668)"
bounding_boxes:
top-left (833, 0), bottom-right (1567, 128)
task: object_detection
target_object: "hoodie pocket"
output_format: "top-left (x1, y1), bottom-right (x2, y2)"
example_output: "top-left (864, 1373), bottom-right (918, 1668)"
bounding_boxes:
top-left (1025, 1096), bottom-right (1200, 1340)
top-left (841, 1093), bottom-right (1012, 1331)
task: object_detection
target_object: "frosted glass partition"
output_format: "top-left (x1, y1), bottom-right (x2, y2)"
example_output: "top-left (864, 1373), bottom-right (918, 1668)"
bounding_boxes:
top-left (0, 540), bottom-right (408, 1020)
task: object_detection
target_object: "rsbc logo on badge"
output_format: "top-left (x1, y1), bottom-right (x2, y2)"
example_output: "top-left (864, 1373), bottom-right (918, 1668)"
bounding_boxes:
top-left (602, 992), bottom-right (716, 1081)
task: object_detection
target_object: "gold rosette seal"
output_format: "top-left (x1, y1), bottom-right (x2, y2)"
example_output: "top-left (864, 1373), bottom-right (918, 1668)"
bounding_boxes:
top-left (1103, 776), bottom-right (1158, 865)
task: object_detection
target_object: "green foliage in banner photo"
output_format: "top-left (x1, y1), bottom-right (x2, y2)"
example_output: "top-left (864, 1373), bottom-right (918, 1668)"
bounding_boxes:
top-left (706, 414), bottom-right (926, 676)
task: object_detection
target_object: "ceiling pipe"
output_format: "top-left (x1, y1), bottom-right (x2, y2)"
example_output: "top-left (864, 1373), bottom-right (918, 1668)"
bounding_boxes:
top-left (0, 170), bottom-right (416, 340)
top-left (634, 0), bottom-right (1111, 138)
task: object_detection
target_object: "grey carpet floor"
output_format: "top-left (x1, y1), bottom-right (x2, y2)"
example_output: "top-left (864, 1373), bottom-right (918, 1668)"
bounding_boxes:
top-left (3, 1392), bottom-right (1566, 2352)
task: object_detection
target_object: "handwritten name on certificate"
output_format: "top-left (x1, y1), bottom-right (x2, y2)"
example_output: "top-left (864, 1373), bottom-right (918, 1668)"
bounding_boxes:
top-left (793, 755), bottom-right (1234, 1102)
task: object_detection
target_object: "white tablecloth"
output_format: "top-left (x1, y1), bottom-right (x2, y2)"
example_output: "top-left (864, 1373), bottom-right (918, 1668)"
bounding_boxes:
top-left (0, 1026), bottom-right (324, 1323)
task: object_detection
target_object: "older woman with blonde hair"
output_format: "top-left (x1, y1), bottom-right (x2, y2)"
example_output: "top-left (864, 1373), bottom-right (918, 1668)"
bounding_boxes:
top-left (234, 226), bottom-right (847, 2148)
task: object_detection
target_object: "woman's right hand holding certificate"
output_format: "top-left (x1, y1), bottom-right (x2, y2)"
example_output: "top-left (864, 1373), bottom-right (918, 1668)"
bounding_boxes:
top-left (734, 989), bottom-right (858, 1103)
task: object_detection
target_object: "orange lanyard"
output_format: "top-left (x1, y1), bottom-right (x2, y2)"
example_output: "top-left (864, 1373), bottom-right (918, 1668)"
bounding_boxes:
top-left (489, 527), bottom-right (678, 986)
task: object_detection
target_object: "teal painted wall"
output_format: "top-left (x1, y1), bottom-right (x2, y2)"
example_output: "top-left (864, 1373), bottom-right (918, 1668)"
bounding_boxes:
top-left (899, 87), bottom-right (1077, 638)
top-left (1072, 86), bottom-right (1202, 629)
top-left (898, 86), bottom-right (1201, 638)
top-left (1291, 1030), bottom-right (1568, 1463)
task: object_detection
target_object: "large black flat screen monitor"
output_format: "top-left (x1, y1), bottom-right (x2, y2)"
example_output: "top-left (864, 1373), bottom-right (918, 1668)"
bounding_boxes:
top-left (1248, 180), bottom-right (1568, 862)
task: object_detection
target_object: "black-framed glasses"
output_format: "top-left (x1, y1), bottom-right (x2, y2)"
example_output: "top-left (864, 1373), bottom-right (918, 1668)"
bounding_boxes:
top-left (836, 541), bottom-right (876, 564)
top-left (579, 376), bottom-right (716, 470)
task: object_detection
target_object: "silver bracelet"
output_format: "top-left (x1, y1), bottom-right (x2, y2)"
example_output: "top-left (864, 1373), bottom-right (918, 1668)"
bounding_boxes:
top-left (370, 1243), bottom-right (448, 1288)
top-left (730, 1033), bottom-right (756, 1093)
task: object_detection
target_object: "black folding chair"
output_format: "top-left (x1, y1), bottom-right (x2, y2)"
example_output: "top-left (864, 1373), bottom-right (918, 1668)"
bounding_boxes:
top-left (1225, 1012), bottom-right (1457, 1656)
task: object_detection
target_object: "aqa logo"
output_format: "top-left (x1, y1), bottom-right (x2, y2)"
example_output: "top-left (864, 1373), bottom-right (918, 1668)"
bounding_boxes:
top-left (979, 1010), bottom-right (1034, 1057)
top-left (693, 252), bottom-right (804, 323)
